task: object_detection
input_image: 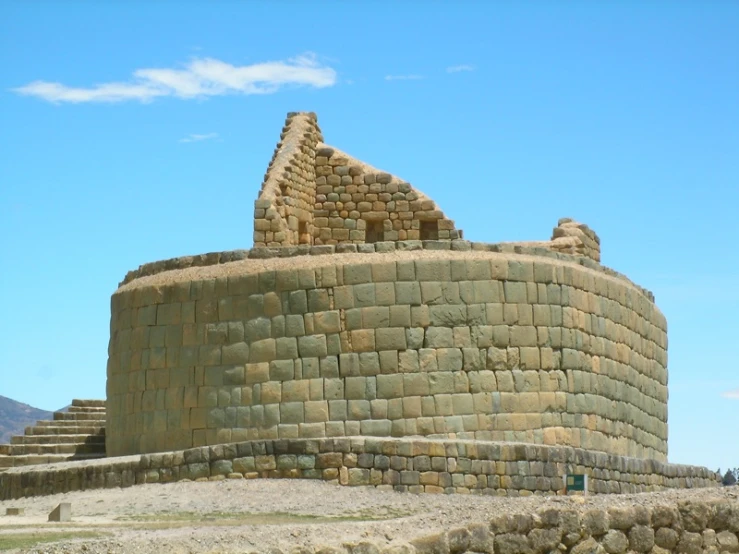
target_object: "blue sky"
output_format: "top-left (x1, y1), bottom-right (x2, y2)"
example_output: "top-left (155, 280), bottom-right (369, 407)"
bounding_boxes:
top-left (1, 1), bottom-right (737, 472)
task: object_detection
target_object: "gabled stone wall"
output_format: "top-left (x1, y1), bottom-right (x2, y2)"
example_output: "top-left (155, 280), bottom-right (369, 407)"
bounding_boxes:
top-left (253, 113), bottom-right (461, 247)
top-left (312, 145), bottom-right (461, 244)
top-left (253, 112), bottom-right (323, 247)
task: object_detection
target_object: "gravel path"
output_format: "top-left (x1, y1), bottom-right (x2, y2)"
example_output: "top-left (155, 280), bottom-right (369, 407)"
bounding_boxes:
top-left (1, 480), bottom-right (736, 554)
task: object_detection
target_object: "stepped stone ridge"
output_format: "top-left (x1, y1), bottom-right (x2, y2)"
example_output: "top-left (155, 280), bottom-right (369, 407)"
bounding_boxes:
top-left (0, 399), bottom-right (106, 471)
top-left (0, 112), bottom-right (721, 500)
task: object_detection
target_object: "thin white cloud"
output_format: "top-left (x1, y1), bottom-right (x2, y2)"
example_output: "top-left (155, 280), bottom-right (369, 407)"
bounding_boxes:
top-left (385, 74), bottom-right (424, 81)
top-left (12, 53), bottom-right (337, 104)
top-left (447, 64), bottom-right (475, 73)
top-left (179, 133), bottom-right (219, 144)
top-left (721, 389), bottom-right (739, 399)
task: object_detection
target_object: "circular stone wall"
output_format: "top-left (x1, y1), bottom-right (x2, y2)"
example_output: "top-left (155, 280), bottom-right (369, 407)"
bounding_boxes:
top-left (106, 249), bottom-right (668, 461)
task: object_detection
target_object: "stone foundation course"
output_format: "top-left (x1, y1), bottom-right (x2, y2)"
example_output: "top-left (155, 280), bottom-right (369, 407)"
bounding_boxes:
top-left (0, 437), bottom-right (719, 501)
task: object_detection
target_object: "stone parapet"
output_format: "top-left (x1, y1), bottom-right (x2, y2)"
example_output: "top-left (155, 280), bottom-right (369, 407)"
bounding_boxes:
top-left (311, 145), bottom-right (461, 244)
top-left (117, 239), bottom-right (652, 302)
top-left (0, 438), bottom-right (720, 501)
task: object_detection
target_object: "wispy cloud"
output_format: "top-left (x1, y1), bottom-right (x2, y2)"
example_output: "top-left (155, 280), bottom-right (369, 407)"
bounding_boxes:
top-left (385, 74), bottom-right (424, 81)
top-left (446, 64), bottom-right (475, 73)
top-left (12, 53), bottom-right (337, 104)
top-left (179, 133), bottom-right (219, 144)
top-left (721, 389), bottom-right (739, 399)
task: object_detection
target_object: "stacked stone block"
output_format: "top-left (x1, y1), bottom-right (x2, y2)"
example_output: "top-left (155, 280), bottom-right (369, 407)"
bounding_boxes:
top-left (253, 112), bottom-right (323, 247)
top-left (106, 251), bottom-right (668, 462)
top-left (549, 218), bottom-right (601, 262)
top-left (312, 145), bottom-right (461, 244)
top-left (252, 112), bottom-right (461, 248)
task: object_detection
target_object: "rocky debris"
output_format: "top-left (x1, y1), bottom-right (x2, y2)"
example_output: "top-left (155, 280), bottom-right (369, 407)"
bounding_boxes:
top-left (1, 479), bottom-right (737, 554)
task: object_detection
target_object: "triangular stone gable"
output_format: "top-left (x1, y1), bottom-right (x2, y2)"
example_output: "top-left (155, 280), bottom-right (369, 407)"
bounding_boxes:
top-left (253, 112), bottom-right (461, 247)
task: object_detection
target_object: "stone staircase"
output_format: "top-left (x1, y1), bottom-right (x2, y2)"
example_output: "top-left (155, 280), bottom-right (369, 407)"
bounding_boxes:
top-left (0, 399), bottom-right (106, 471)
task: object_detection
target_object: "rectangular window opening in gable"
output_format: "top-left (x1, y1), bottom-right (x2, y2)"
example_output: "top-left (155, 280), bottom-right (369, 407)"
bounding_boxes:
top-left (365, 221), bottom-right (384, 243)
top-left (420, 220), bottom-right (439, 241)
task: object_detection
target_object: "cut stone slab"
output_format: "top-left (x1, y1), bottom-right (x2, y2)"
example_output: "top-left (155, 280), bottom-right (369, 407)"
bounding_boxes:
top-left (48, 502), bottom-right (71, 522)
top-left (6, 507), bottom-right (24, 515)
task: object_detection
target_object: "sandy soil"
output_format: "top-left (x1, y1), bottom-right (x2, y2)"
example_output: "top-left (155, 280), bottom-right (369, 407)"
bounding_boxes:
top-left (1, 480), bottom-right (736, 554)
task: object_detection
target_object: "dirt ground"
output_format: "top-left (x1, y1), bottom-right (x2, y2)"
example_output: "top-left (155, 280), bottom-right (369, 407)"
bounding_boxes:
top-left (0, 480), bottom-right (736, 554)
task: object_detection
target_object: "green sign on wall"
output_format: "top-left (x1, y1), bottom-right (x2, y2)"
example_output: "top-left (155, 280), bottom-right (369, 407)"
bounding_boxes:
top-left (565, 474), bottom-right (588, 493)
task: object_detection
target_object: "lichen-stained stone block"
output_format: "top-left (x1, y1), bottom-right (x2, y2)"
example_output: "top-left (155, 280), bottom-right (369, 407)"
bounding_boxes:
top-left (298, 335), bottom-right (328, 358)
top-left (395, 282), bottom-right (421, 305)
top-left (344, 264), bottom-right (373, 285)
top-left (376, 328), bottom-right (408, 351)
top-left (350, 330), bottom-right (376, 353)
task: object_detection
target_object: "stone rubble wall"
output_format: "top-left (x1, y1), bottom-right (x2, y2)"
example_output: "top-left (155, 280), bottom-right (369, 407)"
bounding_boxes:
top-left (0, 437), bottom-right (720, 501)
top-left (550, 218), bottom-right (601, 263)
top-left (406, 497), bottom-right (739, 554)
top-left (498, 219), bottom-right (602, 264)
top-left (312, 145), bottom-right (461, 244)
top-left (253, 112), bottom-right (323, 247)
top-left (107, 249), bottom-right (668, 461)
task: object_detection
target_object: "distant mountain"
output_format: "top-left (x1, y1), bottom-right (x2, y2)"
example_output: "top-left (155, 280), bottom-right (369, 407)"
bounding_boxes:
top-left (0, 395), bottom-right (53, 444)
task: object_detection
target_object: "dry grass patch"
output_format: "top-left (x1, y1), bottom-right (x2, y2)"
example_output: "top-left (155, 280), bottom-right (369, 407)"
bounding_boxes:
top-left (0, 531), bottom-right (106, 551)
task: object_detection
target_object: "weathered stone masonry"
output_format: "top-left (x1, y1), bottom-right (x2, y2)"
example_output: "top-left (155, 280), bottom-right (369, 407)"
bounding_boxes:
top-left (0, 437), bottom-right (719, 501)
top-left (106, 247), bottom-right (669, 464)
top-left (253, 112), bottom-right (461, 247)
top-left (91, 111), bottom-right (719, 496)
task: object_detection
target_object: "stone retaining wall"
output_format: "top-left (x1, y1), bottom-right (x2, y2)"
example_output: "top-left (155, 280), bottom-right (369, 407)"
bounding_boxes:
top-left (107, 248), bottom-right (667, 460)
top-left (406, 497), bottom-right (739, 554)
top-left (0, 438), bottom-right (719, 501)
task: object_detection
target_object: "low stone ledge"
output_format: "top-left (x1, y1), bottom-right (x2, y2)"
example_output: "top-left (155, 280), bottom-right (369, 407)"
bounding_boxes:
top-left (0, 438), bottom-right (718, 501)
top-left (117, 241), bottom-right (655, 302)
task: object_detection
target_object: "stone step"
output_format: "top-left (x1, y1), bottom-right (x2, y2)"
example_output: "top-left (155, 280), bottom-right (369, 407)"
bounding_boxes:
top-left (35, 419), bottom-right (106, 427)
top-left (26, 424), bottom-right (105, 435)
top-left (2, 442), bottom-right (105, 456)
top-left (71, 399), bottom-right (106, 408)
top-left (53, 412), bottom-right (106, 422)
top-left (11, 434), bottom-right (105, 445)
top-left (67, 406), bottom-right (107, 414)
top-left (0, 452), bottom-right (106, 469)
